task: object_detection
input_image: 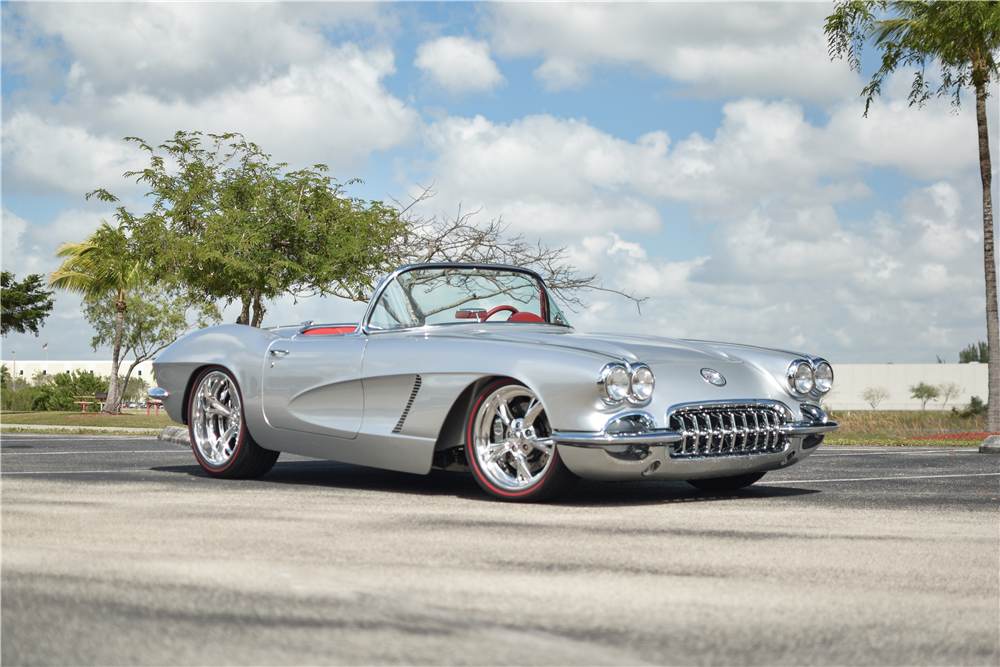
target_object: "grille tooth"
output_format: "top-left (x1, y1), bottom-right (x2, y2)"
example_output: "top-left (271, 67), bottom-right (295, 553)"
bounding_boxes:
top-left (669, 404), bottom-right (787, 459)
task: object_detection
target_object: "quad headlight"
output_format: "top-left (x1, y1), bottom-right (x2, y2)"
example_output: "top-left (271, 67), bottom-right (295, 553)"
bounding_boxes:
top-left (786, 359), bottom-right (833, 397)
top-left (599, 361), bottom-right (655, 405)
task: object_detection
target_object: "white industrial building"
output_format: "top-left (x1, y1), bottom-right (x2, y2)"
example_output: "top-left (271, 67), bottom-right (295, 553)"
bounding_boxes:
top-left (6, 359), bottom-right (156, 383)
top-left (823, 363), bottom-right (989, 411)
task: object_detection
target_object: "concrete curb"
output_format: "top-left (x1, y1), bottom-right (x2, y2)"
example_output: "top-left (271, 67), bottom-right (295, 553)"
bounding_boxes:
top-left (0, 423), bottom-right (160, 434)
top-left (979, 435), bottom-right (1000, 454)
top-left (158, 425), bottom-right (191, 448)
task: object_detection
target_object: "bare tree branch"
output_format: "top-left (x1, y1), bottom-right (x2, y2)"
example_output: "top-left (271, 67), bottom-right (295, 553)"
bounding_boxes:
top-left (388, 185), bottom-right (646, 313)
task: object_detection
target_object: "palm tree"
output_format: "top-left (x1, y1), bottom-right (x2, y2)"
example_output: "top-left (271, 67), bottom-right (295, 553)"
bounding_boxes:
top-left (49, 221), bottom-right (143, 414)
top-left (826, 1), bottom-right (1000, 429)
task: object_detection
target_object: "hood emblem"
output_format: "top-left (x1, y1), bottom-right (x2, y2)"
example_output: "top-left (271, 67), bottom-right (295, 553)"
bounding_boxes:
top-left (701, 368), bottom-right (726, 387)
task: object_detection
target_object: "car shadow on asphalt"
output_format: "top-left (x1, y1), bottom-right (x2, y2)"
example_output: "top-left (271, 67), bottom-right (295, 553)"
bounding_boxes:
top-left (150, 459), bottom-right (820, 506)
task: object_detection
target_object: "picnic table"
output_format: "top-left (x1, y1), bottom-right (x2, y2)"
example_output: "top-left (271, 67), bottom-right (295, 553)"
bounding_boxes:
top-left (73, 395), bottom-right (95, 413)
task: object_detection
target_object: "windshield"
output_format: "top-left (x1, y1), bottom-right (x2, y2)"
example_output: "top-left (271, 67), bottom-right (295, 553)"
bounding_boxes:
top-left (367, 266), bottom-right (570, 331)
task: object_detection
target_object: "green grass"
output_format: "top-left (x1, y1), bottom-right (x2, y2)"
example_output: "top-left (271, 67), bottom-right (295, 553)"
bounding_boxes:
top-left (1, 410), bottom-right (182, 430)
top-left (824, 409), bottom-right (989, 447)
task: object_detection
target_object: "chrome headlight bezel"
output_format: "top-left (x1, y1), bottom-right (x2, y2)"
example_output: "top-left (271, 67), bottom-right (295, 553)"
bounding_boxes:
top-left (598, 360), bottom-right (655, 406)
top-left (786, 358), bottom-right (834, 398)
top-left (813, 360), bottom-right (834, 395)
top-left (787, 359), bottom-right (815, 396)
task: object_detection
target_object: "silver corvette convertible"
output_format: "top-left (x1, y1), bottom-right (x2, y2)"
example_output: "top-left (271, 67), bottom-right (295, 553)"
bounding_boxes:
top-left (151, 263), bottom-right (838, 501)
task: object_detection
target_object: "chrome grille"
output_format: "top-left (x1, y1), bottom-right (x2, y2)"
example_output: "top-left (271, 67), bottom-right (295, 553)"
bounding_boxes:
top-left (668, 403), bottom-right (787, 458)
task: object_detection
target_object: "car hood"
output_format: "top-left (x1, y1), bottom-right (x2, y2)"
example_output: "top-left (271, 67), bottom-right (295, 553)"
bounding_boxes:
top-left (456, 326), bottom-right (747, 365)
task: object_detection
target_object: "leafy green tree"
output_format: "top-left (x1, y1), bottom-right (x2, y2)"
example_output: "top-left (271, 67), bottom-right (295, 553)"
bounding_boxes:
top-left (1, 364), bottom-right (10, 390)
top-left (959, 341), bottom-right (989, 363)
top-left (89, 131), bottom-right (405, 328)
top-left (81, 276), bottom-right (220, 402)
top-left (910, 381), bottom-right (941, 410)
top-left (1, 272), bottom-right (55, 337)
top-left (33, 370), bottom-right (109, 412)
top-left (825, 1), bottom-right (1000, 430)
top-left (49, 221), bottom-right (143, 414)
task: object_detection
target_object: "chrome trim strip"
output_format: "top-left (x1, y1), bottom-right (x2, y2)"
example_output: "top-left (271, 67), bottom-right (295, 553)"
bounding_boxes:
top-left (542, 429), bottom-right (684, 448)
top-left (148, 387), bottom-right (169, 400)
top-left (780, 420), bottom-right (840, 436)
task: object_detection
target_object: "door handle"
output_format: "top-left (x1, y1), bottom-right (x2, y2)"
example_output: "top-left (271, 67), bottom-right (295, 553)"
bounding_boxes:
top-left (269, 349), bottom-right (290, 357)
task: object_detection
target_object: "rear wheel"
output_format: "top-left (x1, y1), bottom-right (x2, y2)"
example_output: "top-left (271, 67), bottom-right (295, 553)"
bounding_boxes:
top-left (686, 472), bottom-right (766, 492)
top-left (466, 379), bottom-right (578, 502)
top-left (189, 366), bottom-right (278, 479)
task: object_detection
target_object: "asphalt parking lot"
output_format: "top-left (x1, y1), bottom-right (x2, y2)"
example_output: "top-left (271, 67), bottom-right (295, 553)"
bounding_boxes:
top-left (2, 434), bottom-right (998, 666)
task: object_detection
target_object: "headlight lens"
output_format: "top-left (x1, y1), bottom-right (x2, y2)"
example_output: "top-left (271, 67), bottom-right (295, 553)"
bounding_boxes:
top-left (600, 361), bottom-right (655, 404)
top-left (788, 360), bottom-right (814, 395)
top-left (606, 365), bottom-right (631, 402)
top-left (630, 365), bottom-right (655, 402)
top-left (814, 361), bottom-right (833, 394)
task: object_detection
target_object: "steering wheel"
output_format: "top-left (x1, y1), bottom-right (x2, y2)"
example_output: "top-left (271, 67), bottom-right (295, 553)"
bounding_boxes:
top-left (482, 305), bottom-right (519, 321)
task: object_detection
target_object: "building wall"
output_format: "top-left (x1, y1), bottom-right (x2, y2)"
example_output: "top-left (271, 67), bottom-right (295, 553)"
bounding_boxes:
top-left (824, 364), bottom-right (989, 411)
top-left (7, 360), bottom-right (156, 384)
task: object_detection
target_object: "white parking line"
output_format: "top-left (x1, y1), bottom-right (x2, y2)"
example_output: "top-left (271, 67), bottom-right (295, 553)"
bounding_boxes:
top-left (0, 450), bottom-right (188, 456)
top-left (1, 470), bottom-right (157, 475)
top-left (760, 472), bottom-right (1000, 484)
top-left (812, 450), bottom-right (972, 456)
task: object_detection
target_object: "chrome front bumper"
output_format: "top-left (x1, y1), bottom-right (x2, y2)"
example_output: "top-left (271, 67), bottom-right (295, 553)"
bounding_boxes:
top-left (546, 419), bottom-right (839, 448)
top-left (544, 402), bottom-right (839, 482)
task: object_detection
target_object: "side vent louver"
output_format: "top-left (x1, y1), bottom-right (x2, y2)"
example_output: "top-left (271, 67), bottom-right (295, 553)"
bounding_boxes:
top-left (392, 375), bottom-right (422, 434)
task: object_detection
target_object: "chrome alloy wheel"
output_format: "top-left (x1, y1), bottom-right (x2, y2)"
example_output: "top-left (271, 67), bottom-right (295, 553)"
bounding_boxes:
top-left (191, 370), bottom-right (243, 467)
top-left (470, 384), bottom-right (555, 492)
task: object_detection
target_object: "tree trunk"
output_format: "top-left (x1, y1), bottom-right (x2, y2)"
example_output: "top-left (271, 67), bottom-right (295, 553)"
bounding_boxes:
top-left (250, 289), bottom-right (267, 328)
top-left (103, 297), bottom-right (126, 415)
top-left (976, 87), bottom-right (999, 432)
top-left (235, 295), bottom-right (251, 325)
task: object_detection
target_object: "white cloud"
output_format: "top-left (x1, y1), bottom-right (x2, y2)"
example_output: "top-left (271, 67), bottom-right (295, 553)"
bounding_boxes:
top-left (415, 36), bottom-right (505, 95)
top-left (2, 209), bottom-right (29, 273)
top-left (4, 3), bottom-right (385, 103)
top-left (409, 114), bottom-right (670, 236)
top-left (1, 208), bottom-right (107, 279)
top-left (487, 3), bottom-right (859, 104)
top-left (3, 45), bottom-right (420, 197)
top-left (534, 57), bottom-right (588, 92)
top-left (563, 178), bottom-right (985, 363)
top-left (401, 88), bottom-right (987, 363)
top-left (1, 114), bottom-right (147, 198)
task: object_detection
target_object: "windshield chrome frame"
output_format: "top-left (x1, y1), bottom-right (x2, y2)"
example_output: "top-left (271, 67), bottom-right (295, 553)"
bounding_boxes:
top-left (361, 263), bottom-right (565, 335)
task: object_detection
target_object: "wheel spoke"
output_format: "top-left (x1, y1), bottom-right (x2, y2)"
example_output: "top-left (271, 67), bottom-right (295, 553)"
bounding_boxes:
top-left (523, 398), bottom-right (543, 427)
top-left (531, 440), bottom-right (553, 456)
top-left (207, 398), bottom-right (232, 418)
top-left (512, 451), bottom-right (534, 482)
top-left (486, 441), bottom-right (508, 463)
top-left (496, 399), bottom-right (513, 426)
top-left (220, 422), bottom-right (239, 446)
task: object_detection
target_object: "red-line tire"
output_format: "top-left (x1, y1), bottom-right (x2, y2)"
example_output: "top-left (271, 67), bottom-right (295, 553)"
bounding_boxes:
top-left (466, 379), bottom-right (578, 502)
top-left (188, 366), bottom-right (278, 479)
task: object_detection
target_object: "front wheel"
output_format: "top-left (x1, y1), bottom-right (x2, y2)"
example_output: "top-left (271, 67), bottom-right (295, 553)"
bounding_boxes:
top-left (188, 366), bottom-right (279, 479)
top-left (686, 472), bottom-right (766, 492)
top-left (466, 379), bottom-right (578, 502)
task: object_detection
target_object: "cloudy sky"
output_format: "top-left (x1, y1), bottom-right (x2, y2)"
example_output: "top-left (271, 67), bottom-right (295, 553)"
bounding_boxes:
top-left (2, 1), bottom-right (997, 365)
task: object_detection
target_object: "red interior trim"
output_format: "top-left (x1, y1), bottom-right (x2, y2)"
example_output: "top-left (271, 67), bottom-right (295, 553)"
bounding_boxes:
top-left (302, 326), bottom-right (356, 336)
top-left (507, 312), bottom-right (544, 323)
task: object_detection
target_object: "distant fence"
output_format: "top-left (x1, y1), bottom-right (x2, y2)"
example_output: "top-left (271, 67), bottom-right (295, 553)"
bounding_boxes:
top-left (825, 364), bottom-right (988, 411)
